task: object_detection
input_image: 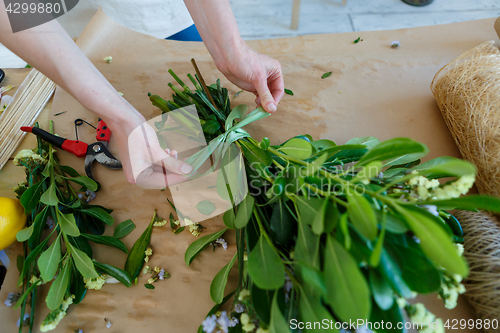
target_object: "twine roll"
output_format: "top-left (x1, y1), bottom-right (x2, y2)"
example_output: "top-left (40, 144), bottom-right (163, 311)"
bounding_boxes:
top-left (431, 41), bottom-right (500, 197)
top-left (454, 211), bottom-right (500, 328)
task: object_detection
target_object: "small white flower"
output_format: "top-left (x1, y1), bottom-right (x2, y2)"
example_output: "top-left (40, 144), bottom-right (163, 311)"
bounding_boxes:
top-left (215, 238), bottom-right (228, 250)
top-left (202, 314), bottom-right (217, 333)
top-left (217, 311), bottom-right (230, 333)
top-left (85, 190), bottom-right (96, 202)
top-left (17, 313), bottom-right (30, 327)
top-left (234, 303), bottom-right (245, 313)
top-left (159, 269), bottom-right (166, 280)
top-left (4, 293), bottom-right (20, 307)
top-left (106, 321), bottom-right (112, 328)
top-left (421, 205), bottom-right (439, 216)
top-left (229, 317), bottom-right (239, 327)
top-left (391, 41), bottom-right (400, 48)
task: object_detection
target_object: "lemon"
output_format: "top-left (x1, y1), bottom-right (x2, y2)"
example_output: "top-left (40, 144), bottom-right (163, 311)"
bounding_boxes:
top-left (0, 197), bottom-right (27, 251)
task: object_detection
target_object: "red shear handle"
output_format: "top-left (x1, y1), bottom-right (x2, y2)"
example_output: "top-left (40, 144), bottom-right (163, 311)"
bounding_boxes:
top-left (61, 140), bottom-right (88, 158)
top-left (21, 126), bottom-right (88, 158)
top-left (96, 119), bottom-right (111, 142)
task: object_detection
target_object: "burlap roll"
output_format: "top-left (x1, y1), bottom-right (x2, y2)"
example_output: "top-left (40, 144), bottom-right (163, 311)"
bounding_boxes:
top-left (431, 41), bottom-right (500, 197)
top-left (454, 211), bottom-right (500, 329)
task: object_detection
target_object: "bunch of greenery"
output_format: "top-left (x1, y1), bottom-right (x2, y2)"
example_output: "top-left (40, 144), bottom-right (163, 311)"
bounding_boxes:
top-left (10, 123), bottom-right (135, 333)
top-left (150, 65), bottom-right (500, 333)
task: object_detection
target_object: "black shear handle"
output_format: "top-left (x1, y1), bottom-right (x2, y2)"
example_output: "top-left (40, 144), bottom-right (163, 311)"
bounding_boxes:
top-left (21, 126), bottom-right (65, 148)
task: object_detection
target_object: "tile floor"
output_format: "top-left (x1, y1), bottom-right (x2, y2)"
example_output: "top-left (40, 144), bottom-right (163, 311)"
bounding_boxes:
top-left (1, 0), bottom-right (500, 67)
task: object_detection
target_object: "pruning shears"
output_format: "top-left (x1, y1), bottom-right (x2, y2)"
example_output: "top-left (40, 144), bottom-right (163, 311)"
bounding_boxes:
top-left (21, 119), bottom-right (122, 181)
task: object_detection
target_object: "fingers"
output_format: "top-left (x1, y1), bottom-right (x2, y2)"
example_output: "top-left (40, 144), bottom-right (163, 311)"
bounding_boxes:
top-left (254, 75), bottom-right (277, 113)
top-left (134, 165), bottom-right (190, 189)
top-left (152, 145), bottom-right (193, 175)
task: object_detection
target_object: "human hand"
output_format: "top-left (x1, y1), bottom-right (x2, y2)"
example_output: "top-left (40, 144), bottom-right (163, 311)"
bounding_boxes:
top-left (215, 42), bottom-right (284, 113)
top-left (106, 112), bottom-right (193, 189)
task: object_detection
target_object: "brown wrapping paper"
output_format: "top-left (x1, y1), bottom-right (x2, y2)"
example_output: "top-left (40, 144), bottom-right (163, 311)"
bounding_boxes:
top-left (1, 9), bottom-right (498, 332)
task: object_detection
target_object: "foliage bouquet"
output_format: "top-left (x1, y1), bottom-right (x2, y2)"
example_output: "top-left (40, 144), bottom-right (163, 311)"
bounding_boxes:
top-left (149, 65), bottom-right (500, 333)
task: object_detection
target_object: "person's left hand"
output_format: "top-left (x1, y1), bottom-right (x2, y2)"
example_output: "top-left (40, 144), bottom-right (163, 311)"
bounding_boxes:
top-left (215, 42), bottom-right (284, 113)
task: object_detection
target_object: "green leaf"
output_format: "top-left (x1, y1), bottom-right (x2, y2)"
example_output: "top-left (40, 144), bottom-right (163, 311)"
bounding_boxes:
top-left (202, 119), bottom-right (221, 135)
top-left (412, 157), bottom-right (476, 179)
top-left (311, 198), bottom-right (338, 235)
top-left (113, 219), bottom-right (136, 238)
top-left (269, 292), bottom-right (291, 333)
top-left (384, 144), bottom-right (429, 167)
top-left (144, 283), bottom-right (155, 289)
top-left (38, 235), bottom-right (61, 282)
top-left (398, 246), bottom-right (441, 293)
top-left (234, 195), bottom-right (254, 229)
top-left (400, 208), bottom-right (468, 276)
top-left (295, 196), bottom-right (324, 226)
top-left (298, 288), bottom-right (337, 333)
top-left (369, 269), bottom-right (394, 311)
top-left (311, 139), bottom-right (336, 151)
top-left (295, 262), bottom-right (327, 296)
top-left (40, 183), bottom-right (58, 206)
top-left (247, 235), bottom-right (285, 290)
top-left (59, 213), bottom-right (80, 237)
top-left (79, 207), bottom-right (114, 225)
top-left (210, 252), bottom-right (237, 303)
top-left (125, 219), bottom-right (154, 279)
top-left (284, 88), bottom-right (294, 96)
top-left (223, 209), bottom-right (236, 229)
top-left (217, 143), bottom-right (247, 202)
top-left (16, 224), bottom-right (34, 242)
top-left (13, 278), bottom-right (41, 309)
top-left (346, 136), bottom-right (380, 150)
top-left (417, 195), bottom-right (500, 213)
top-left (67, 176), bottom-right (98, 191)
top-left (225, 104), bottom-right (248, 130)
top-left (270, 199), bottom-right (295, 246)
top-left (279, 138), bottom-right (313, 160)
top-left (251, 284), bottom-right (275, 325)
top-left (240, 140), bottom-right (272, 178)
top-left (93, 261), bottom-right (132, 287)
top-left (370, 300), bottom-right (405, 333)
top-left (28, 206), bottom-right (50, 250)
top-left (69, 266), bottom-right (87, 304)
top-left (18, 236), bottom-right (50, 286)
top-left (196, 200), bottom-right (216, 215)
top-left (81, 233), bottom-right (128, 253)
top-left (357, 138), bottom-right (427, 167)
top-left (260, 137), bottom-right (270, 150)
top-left (347, 192), bottom-right (378, 240)
top-left (20, 180), bottom-right (44, 213)
top-left (295, 216), bottom-right (320, 269)
top-left (323, 235), bottom-right (371, 321)
top-left (185, 228), bottom-right (227, 265)
top-left (46, 260), bottom-right (71, 310)
top-left (354, 37), bottom-right (362, 43)
top-left (321, 71), bottom-right (332, 79)
top-left (68, 243), bottom-right (99, 279)
top-left (59, 165), bottom-right (80, 177)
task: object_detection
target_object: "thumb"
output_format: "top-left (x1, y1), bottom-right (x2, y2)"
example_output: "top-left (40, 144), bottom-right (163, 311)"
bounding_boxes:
top-left (255, 77), bottom-right (277, 113)
top-left (151, 145), bottom-right (193, 175)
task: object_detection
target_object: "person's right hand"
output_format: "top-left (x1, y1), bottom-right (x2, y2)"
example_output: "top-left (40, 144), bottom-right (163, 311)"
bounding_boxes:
top-left (106, 111), bottom-right (193, 189)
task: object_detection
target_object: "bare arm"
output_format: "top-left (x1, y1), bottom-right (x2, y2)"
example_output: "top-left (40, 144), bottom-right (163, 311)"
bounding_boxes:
top-left (184, 0), bottom-right (284, 113)
top-left (0, 6), bottom-right (191, 187)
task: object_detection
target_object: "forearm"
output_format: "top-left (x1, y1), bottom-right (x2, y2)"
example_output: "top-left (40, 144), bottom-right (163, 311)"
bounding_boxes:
top-left (0, 6), bottom-right (144, 127)
top-left (183, 0), bottom-right (246, 70)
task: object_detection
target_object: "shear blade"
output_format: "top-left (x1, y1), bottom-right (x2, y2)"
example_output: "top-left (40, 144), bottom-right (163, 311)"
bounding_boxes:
top-left (84, 142), bottom-right (122, 180)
